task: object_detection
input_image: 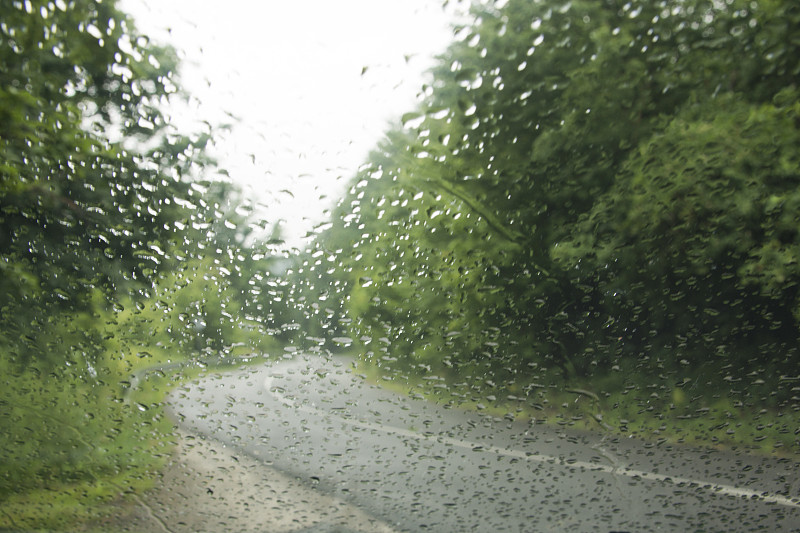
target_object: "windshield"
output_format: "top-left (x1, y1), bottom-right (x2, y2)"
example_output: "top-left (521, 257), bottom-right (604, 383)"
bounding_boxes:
top-left (2, 0), bottom-right (799, 531)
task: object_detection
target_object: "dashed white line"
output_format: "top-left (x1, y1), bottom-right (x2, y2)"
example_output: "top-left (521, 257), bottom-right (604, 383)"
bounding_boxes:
top-left (264, 376), bottom-right (800, 509)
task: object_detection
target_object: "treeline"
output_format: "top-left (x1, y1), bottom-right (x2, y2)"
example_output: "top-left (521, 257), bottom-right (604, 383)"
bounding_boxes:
top-left (312, 0), bottom-right (800, 415)
top-left (0, 0), bottom-right (294, 517)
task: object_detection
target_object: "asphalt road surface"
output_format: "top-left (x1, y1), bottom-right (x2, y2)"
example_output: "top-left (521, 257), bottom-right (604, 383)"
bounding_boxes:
top-left (169, 354), bottom-right (800, 532)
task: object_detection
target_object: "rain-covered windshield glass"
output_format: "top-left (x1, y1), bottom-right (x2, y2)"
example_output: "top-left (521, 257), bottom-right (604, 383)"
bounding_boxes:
top-left (2, 0), bottom-right (799, 531)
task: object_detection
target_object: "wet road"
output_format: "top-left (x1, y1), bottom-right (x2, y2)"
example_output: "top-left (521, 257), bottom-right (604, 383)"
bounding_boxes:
top-left (169, 354), bottom-right (800, 532)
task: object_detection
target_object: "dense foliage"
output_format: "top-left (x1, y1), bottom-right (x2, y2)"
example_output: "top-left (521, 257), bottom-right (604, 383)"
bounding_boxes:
top-left (314, 0), bottom-right (800, 442)
top-left (0, 0), bottom-right (281, 522)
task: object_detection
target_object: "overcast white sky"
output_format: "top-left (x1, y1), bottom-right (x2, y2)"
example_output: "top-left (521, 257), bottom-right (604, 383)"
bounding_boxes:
top-left (121, 0), bottom-right (464, 247)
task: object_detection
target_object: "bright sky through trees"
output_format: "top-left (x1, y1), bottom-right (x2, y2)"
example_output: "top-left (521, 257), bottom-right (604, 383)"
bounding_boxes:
top-left (121, 0), bottom-right (461, 246)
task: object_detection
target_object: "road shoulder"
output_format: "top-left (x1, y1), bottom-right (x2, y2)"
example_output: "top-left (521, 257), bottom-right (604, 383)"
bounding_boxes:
top-left (114, 430), bottom-right (397, 533)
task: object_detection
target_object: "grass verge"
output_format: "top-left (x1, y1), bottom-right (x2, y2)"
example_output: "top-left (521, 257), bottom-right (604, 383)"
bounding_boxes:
top-left (354, 358), bottom-right (800, 458)
top-left (0, 352), bottom-right (277, 532)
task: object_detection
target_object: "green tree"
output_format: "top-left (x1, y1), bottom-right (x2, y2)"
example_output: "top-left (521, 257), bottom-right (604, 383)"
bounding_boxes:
top-left (554, 89), bottom-right (800, 378)
top-left (0, 0), bottom-right (213, 334)
top-left (0, 0), bottom-right (248, 516)
top-left (318, 0), bottom-right (800, 404)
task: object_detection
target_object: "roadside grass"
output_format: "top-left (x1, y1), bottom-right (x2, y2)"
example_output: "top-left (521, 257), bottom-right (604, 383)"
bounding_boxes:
top-left (0, 378), bottom-right (174, 532)
top-left (0, 349), bottom-right (277, 533)
top-left (354, 358), bottom-right (800, 458)
top-left (0, 466), bottom-right (167, 533)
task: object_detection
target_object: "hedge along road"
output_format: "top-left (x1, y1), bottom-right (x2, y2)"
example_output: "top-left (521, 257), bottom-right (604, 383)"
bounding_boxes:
top-left (167, 354), bottom-right (800, 532)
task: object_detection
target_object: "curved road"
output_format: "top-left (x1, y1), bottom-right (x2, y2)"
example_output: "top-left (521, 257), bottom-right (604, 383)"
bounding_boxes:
top-left (168, 354), bottom-right (800, 532)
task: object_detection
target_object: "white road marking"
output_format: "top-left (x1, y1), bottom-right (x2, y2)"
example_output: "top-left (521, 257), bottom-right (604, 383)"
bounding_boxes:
top-left (264, 376), bottom-right (800, 509)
